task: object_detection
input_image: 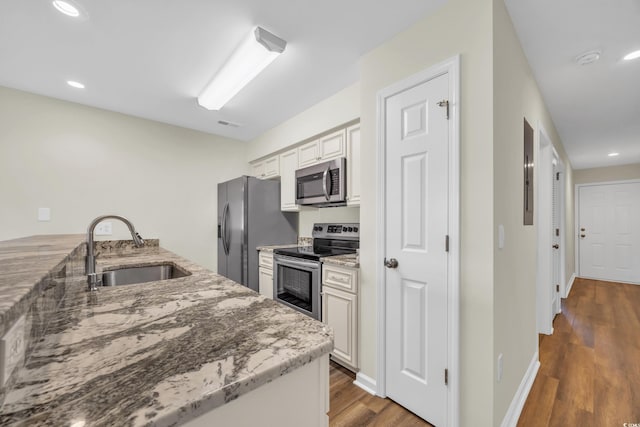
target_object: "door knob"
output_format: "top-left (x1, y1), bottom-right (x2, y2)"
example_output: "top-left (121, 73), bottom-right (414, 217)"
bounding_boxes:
top-left (384, 258), bottom-right (399, 269)
top-left (580, 234), bottom-right (586, 238)
top-left (552, 244), bottom-right (559, 249)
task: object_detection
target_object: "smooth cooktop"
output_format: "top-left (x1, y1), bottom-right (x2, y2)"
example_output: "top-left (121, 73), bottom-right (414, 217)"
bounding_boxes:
top-left (273, 246), bottom-right (356, 261)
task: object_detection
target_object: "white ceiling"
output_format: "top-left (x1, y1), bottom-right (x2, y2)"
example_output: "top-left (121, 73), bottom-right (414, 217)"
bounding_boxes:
top-left (504, 0), bottom-right (640, 170)
top-left (0, 0), bottom-right (445, 142)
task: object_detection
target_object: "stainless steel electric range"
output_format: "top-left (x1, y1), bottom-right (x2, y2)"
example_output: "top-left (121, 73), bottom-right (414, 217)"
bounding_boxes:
top-left (273, 223), bottom-right (359, 319)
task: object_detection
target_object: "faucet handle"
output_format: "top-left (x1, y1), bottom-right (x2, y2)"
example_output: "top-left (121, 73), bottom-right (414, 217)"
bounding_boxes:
top-left (87, 273), bottom-right (101, 292)
top-left (134, 232), bottom-right (145, 246)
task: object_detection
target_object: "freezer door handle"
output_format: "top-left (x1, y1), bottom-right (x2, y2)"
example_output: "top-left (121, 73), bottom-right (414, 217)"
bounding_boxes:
top-left (221, 202), bottom-right (230, 255)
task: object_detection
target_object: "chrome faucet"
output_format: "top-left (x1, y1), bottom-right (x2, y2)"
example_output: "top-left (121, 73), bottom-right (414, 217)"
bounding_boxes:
top-left (86, 215), bottom-right (144, 291)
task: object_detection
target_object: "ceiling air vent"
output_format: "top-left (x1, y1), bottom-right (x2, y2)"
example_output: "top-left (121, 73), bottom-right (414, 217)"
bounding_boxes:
top-left (217, 120), bottom-right (241, 128)
top-left (575, 50), bottom-right (601, 66)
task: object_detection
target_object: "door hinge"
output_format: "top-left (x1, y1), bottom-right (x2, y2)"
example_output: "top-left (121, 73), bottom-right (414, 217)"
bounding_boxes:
top-left (556, 172), bottom-right (560, 180)
top-left (444, 368), bottom-right (449, 385)
top-left (437, 100), bottom-right (450, 120)
top-left (445, 235), bottom-right (449, 252)
top-left (556, 284), bottom-right (560, 292)
top-left (556, 228), bottom-right (560, 237)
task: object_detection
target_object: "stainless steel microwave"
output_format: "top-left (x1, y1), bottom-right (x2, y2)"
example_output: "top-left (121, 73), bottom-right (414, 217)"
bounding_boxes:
top-left (295, 158), bottom-right (347, 207)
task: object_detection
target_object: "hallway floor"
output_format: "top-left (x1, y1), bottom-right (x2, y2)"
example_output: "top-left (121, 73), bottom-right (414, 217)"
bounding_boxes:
top-left (518, 277), bottom-right (640, 426)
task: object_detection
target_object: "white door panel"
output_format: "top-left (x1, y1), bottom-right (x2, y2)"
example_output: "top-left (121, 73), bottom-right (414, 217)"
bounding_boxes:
top-left (579, 182), bottom-right (640, 283)
top-left (385, 73), bottom-right (448, 426)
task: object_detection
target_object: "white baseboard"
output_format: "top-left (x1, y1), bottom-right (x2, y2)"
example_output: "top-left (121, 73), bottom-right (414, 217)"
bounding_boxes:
top-left (566, 273), bottom-right (576, 297)
top-left (353, 372), bottom-right (377, 396)
top-left (500, 352), bottom-right (540, 427)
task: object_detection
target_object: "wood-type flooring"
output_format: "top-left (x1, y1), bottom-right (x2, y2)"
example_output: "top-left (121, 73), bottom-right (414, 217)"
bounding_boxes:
top-left (328, 361), bottom-right (433, 427)
top-left (518, 277), bottom-right (640, 426)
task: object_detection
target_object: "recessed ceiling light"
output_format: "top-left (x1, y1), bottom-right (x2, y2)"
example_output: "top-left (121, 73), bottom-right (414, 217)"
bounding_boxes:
top-left (52, 0), bottom-right (80, 17)
top-left (66, 80), bottom-right (85, 89)
top-left (608, 152), bottom-right (619, 157)
top-left (575, 50), bottom-right (601, 66)
top-left (623, 50), bottom-right (640, 61)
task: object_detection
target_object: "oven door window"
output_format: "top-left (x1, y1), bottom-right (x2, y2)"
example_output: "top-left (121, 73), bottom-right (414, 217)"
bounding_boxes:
top-left (276, 264), bottom-right (313, 313)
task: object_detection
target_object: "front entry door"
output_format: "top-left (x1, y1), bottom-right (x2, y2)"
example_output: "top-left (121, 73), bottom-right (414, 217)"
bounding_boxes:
top-left (384, 72), bottom-right (449, 426)
top-left (579, 182), bottom-right (640, 283)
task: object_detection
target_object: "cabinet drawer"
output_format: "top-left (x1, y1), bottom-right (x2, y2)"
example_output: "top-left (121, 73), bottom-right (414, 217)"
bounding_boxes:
top-left (259, 251), bottom-right (274, 270)
top-left (322, 264), bottom-right (358, 293)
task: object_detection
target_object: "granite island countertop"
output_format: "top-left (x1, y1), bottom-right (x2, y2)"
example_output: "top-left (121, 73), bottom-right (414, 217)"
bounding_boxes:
top-left (0, 236), bottom-right (333, 427)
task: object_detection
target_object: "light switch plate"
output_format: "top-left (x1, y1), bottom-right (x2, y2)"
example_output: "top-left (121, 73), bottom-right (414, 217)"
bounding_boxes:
top-left (497, 353), bottom-right (503, 382)
top-left (94, 221), bottom-right (113, 236)
top-left (38, 207), bottom-right (51, 222)
top-left (498, 225), bottom-right (505, 249)
top-left (1, 315), bottom-right (27, 387)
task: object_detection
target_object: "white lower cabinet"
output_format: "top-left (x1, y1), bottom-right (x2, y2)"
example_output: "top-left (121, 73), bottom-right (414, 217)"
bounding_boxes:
top-left (258, 251), bottom-right (274, 299)
top-left (322, 264), bottom-right (358, 371)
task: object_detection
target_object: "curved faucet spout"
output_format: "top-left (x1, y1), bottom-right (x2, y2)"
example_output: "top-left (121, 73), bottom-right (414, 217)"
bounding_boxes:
top-left (86, 215), bottom-right (144, 291)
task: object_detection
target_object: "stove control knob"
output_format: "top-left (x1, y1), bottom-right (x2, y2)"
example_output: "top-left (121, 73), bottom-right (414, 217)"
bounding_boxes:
top-left (347, 227), bottom-right (353, 232)
top-left (316, 226), bottom-right (323, 232)
top-left (353, 227), bottom-right (359, 232)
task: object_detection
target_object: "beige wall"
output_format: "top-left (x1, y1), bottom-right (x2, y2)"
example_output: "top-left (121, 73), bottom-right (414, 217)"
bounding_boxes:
top-left (492, 0), bottom-right (574, 422)
top-left (246, 82), bottom-right (360, 162)
top-left (359, 0), bottom-right (495, 424)
top-left (574, 163), bottom-right (640, 185)
top-left (0, 86), bottom-right (248, 270)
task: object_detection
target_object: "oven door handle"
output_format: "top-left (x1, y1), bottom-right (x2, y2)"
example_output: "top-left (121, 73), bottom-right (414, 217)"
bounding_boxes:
top-left (322, 166), bottom-right (331, 201)
top-left (274, 256), bottom-right (321, 270)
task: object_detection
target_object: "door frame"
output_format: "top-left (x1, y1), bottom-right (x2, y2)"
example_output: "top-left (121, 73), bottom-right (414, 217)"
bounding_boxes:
top-left (535, 124), bottom-right (566, 334)
top-left (575, 179), bottom-right (640, 281)
top-left (375, 55), bottom-right (460, 427)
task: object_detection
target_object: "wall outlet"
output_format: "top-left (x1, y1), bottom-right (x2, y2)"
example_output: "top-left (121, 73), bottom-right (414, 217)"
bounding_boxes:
top-left (1, 315), bottom-right (27, 387)
top-left (38, 207), bottom-right (51, 222)
top-left (94, 221), bottom-right (113, 236)
top-left (497, 353), bottom-right (504, 383)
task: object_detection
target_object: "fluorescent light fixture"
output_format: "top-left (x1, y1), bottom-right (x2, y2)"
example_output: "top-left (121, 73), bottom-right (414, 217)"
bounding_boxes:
top-left (608, 152), bottom-right (619, 157)
top-left (198, 27), bottom-right (286, 110)
top-left (623, 50), bottom-right (640, 61)
top-left (67, 80), bottom-right (85, 89)
top-left (52, 0), bottom-right (80, 17)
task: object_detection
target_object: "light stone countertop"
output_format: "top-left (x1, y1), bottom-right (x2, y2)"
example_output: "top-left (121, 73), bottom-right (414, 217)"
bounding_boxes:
top-left (0, 236), bottom-right (333, 427)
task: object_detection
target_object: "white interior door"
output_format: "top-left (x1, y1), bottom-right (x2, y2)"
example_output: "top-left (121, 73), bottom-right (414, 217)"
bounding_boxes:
top-left (579, 182), bottom-right (640, 284)
top-left (384, 73), bottom-right (449, 426)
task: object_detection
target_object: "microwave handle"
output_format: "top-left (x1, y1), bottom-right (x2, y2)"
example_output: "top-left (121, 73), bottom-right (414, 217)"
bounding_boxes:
top-left (322, 166), bottom-right (331, 201)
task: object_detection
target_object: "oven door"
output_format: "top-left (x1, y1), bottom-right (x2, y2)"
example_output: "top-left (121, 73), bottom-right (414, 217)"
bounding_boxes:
top-left (273, 255), bottom-right (321, 320)
top-left (295, 158), bottom-right (346, 206)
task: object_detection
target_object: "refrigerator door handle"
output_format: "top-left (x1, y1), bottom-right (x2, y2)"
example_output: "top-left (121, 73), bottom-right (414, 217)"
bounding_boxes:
top-left (221, 202), bottom-right (230, 255)
top-left (224, 202), bottom-right (231, 255)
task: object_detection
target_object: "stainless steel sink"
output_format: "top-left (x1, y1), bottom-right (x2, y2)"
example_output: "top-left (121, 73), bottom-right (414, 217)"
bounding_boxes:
top-left (101, 263), bottom-right (190, 286)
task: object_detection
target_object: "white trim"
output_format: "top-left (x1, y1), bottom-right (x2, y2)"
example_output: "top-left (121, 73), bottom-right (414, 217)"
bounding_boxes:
top-left (353, 372), bottom-right (377, 396)
top-left (500, 352), bottom-right (540, 427)
top-left (375, 55), bottom-right (460, 427)
top-left (535, 123), bottom-right (554, 335)
top-left (565, 273), bottom-right (576, 297)
top-left (575, 179), bottom-right (640, 282)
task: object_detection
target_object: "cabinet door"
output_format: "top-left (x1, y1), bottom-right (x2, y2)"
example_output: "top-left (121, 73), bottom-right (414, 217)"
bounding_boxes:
top-left (346, 124), bottom-right (361, 206)
top-left (258, 251), bottom-right (274, 269)
top-left (319, 129), bottom-right (346, 161)
top-left (280, 149), bottom-right (300, 211)
top-left (322, 286), bottom-right (358, 369)
top-left (298, 140), bottom-right (320, 168)
top-left (263, 155), bottom-right (280, 178)
top-left (259, 267), bottom-right (274, 299)
top-left (251, 161), bottom-right (266, 179)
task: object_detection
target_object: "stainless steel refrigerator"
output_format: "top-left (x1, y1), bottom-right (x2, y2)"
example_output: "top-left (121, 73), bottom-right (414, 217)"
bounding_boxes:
top-left (217, 176), bottom-right (298, 292)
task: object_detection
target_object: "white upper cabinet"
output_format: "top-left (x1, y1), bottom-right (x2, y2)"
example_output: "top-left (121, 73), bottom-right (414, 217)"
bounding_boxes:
top-left (279, 148), bottom-right (299, 211)
top-left (346, 124), bottom-right (361, 206)
top-left (251, 154), bottom-right (280, 179)
top-left (298, 129), bottom-right (347, 169)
